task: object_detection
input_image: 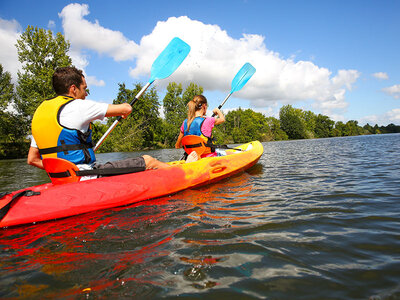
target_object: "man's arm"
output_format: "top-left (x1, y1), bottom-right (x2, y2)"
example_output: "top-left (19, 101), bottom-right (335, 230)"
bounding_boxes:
top-left (27, 146), bottom-right (44, 170)
top-left (105, 103), bottom-right (132, 119)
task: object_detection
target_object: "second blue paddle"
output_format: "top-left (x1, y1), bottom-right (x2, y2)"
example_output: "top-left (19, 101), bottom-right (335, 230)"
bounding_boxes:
top-left (212, 62), bottom-right (256, 117)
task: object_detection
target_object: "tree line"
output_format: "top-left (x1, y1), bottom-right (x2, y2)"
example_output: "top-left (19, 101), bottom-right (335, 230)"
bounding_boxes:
top-left (1, 26), bottom-right (399, 159)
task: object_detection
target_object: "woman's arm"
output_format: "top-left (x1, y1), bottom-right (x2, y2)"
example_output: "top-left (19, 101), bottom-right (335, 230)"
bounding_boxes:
top-left (212, 108), bottom-right (225, 125)
top-left (175, 132), bottom-right (184, 148)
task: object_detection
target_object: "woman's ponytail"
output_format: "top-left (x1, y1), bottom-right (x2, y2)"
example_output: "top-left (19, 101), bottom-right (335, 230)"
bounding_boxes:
top-left (186, 95), bottom-right (208, 133)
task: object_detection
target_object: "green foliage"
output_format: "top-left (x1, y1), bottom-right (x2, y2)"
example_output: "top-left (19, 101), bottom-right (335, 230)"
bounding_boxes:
top-left (91, 121), bottom-right (107, 145)
top-left (279, 105), bottom-right (308, 139)
top-left (333, 120), bottom-right (363, 137)
top-left (0, 64), bottom-right (27, 147)
top-left (302, 110), bottom-right (317, 139)
top-left (0, 140), bottom-right (30, 159)
top-left (265, 117), bottom-right (288, 141)
top-left (98, 83), bottom-right (162, 152)
top-left (363, 123), bottom-right (374, 134)
top-left (162, 82), bottom-right (185, 147)
top-left (219, 108), bottom-right (271, 143)
top-left (314, 114), bottom-right (334, 138)
top-left (0, 64), bottom-right (14, 110)
top-left (14, 25), bottom-right (72, 130)
top-left (379, 123), bottom-right (400, 133)
top-left (182, 82), bottom-right (203, 104)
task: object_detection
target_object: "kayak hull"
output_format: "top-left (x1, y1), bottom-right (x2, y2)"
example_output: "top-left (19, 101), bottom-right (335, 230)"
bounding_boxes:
top-left (0, 141), bottom-right (263, 227)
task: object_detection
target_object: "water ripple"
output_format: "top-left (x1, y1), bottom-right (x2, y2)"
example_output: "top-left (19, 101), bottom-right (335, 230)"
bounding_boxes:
top-left (1, 134), bottom-right (399, 299)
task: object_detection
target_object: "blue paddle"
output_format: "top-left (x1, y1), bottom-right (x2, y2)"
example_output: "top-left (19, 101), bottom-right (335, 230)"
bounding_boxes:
top-left (212, 62), bottom-right (256, 117)
top-left (95, 37), bottom-right (191, 151)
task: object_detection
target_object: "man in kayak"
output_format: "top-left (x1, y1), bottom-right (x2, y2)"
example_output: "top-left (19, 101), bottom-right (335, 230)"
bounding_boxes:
top-left (175, 95), bottom-right (225, 158)
top-left (27, 66), bottom-right (197, 179)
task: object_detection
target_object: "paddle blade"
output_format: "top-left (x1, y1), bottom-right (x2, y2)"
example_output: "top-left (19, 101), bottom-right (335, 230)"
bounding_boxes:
top-left (231, 62), bottom-right (256, 93)
top-left (149, 37), bottom-right (191, 83)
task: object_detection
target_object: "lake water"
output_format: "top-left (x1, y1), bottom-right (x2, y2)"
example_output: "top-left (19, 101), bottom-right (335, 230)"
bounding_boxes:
top-left (1, 134), bottom-right (399, 299)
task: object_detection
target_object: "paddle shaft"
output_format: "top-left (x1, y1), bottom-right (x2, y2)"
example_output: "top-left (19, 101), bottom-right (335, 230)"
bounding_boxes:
top-left (94, 82), bottom-right (151, 151)
top-left (211, 92), bottom-right (232, 117)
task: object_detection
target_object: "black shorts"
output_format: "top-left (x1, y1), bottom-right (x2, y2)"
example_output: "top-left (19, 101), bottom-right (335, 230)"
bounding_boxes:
top-left (93, 157), bottom-right (146, 172)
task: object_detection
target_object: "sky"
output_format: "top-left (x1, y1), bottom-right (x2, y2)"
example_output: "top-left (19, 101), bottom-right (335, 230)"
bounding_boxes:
top-left (1, 0), bottom-right (399, 126)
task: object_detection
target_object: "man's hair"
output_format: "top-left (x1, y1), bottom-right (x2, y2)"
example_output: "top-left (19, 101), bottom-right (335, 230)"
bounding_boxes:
top-left (52, 66), bottom-right (85, 95)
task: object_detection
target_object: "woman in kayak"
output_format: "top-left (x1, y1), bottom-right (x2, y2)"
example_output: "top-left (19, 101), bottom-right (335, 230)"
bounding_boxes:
top-left (175, 95), bottom-right (225, 158)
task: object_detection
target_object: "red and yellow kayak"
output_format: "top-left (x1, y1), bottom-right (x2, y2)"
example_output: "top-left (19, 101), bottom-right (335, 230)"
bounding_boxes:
top-left (0, 141), bottom-right (263, 227)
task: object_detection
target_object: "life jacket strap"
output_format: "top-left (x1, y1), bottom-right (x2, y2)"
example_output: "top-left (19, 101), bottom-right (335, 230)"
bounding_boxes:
top-left (39, 141), bottom-right (94, 155)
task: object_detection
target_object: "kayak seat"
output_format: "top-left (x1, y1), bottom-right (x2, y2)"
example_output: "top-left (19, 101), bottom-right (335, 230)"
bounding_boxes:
top-left (42, 158), bottom-right (81, 185)
top-left (43, 158), bottom-right (148, 186)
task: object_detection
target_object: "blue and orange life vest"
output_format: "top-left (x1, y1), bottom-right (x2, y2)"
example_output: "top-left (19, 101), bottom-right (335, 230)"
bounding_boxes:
top-left (182, 117), bottom-right (215, 155)
top-left (31, 96), bottom-right (96, 165)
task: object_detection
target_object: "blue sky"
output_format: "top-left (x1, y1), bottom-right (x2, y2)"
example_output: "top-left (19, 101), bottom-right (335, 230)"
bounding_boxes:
top-left (1, 0), bottom-right (399, 125)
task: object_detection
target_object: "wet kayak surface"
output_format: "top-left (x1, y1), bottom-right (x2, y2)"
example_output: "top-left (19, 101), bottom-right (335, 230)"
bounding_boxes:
top-left (1, 134), bottom-right (399, 299)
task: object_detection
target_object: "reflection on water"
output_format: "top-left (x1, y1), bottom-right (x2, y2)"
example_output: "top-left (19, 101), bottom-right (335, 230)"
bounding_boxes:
top-left (1, 134), bottom-right (400, 299)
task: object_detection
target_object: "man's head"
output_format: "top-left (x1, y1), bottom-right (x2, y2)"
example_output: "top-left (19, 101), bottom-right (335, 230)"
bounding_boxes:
top-left (53, 66), bottom-right (87, 99)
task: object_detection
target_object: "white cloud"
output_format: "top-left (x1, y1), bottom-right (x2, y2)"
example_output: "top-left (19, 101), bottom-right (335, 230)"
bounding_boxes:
top-left (386, 108), bottom-right (400, 123)
top-left (86, 75), bottom-right (105, 87)
top-left (128, 16), bottom-right (360, 116)
top-left (57, 5), bottom-right (360, 117)
top-left (372, 72), bottom-right (389, 80)
top-left (360, 108), bottom-right (400, 126)
top-left (59, 3), bottom-right (138, 62)
top-left (382, 84), bottom-right (400, 99)
top-left (48, 20), bottom-right (56, 29)
top-left (329, 113), bottom-right (347, 123)
top-left (0, 18), bottom-right (22, 82)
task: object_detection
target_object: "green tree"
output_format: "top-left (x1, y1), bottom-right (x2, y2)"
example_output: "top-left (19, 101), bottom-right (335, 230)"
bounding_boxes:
top-left (265, 116), bottom-right (288, 141)
top-left (382, 123), bottom-right (400, 133)
top-left (182, 82), bottom-right (203, 104)
top-left (162, 82), bottom-right (184, 147)
top-left (314, 114), bottom-right (334, 138)
top-left (279, 105), bottom-right (308, 139)
top-left (0, 64), bottom-right (14, 111)
top-left (91, 121), bottom-right (108, 146)
top-left (373, 124), bottom-right (381, 134)
top-left (333, 121), bottom-right (345, 137)
top-left (302, 110), bottom-right (317, 138)
top-left (14, 25), bottom-right (72, 132)
top-left (345, 120), bottom-right (362, 136)
top-left (0, 64), bottom-right (29, 158)
top-left (0, 64), bottom-right (26, 143)
top-left (98, 83), bottom-right (162, 152)
top-left (220, 108), bottom-right (271, 143)
top-left (363, 123), bottom-right (374, 134)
